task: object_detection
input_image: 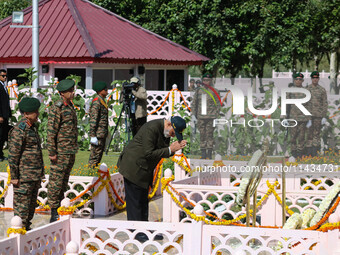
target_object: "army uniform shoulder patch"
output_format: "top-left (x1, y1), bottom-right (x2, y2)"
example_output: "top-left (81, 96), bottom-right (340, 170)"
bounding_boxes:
top-left (18, 122), bottom-right (26, 131)
top-left (92, 97), bottom-right (99, 102)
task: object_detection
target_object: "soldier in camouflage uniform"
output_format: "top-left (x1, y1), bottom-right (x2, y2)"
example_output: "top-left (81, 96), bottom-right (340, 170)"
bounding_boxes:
top-left (287, 73), bottom-right (310, 158)
top-left (88, 81), bottom-right (108, 168)
top-left (9, 97), bottom-right (44, 230)
top-left (191, 73), bottom-right (221, 159)
top-left (47, 79), bottom-right (78, 222)
top-left (306, 71), bottom-right (328, 156)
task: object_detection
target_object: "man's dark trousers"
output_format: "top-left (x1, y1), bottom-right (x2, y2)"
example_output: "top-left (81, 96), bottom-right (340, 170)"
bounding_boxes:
top-left (0, 119), bottom-right (8, 158)
top-left (0, 81), bottom-right (11, 159)
top-left (124, 177), bottom-right (149, 221)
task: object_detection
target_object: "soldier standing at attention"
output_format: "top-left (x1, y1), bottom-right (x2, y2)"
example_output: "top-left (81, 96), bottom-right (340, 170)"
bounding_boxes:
top-left (191, 73), bottom-right (221, 159)
top-left (9, 97), bottom-right (44, 230)
top-left (88, 81), bottom-right (109, 168)
top-left (306, 71), bottom-right (328, 157)
top-left (287, 73), bottom-right (310, 158)
top-left (188, 79), bottom-right (195, 91)
top-left (47, 79), bottom-right (78, 222)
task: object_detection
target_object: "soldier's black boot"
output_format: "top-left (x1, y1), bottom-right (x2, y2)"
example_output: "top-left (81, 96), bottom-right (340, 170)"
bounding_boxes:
top-left (25, 222), bottom-right (32, 231)
top-left (50, 208), bottom-right (59, 223)
top-left (207, 149), bottom-right (213, 159)
top-left (201, 149), bottom-right (206, 159)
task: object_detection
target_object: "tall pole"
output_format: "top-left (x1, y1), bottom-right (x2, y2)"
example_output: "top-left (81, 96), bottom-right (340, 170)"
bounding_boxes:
top-left (32, 0), bottom-right (39, 89)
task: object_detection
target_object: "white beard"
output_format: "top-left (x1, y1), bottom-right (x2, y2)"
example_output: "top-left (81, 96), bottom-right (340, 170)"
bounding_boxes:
top-left (164, 129), bottom-right (171, 138)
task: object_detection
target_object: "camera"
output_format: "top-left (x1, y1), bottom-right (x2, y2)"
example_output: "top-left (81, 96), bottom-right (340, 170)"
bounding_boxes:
top-left (122, 82), bottom-right (135, 102)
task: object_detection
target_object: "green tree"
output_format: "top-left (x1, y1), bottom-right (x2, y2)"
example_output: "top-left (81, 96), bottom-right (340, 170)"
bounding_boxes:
top-left (0, 0), bottom-right (30, 20)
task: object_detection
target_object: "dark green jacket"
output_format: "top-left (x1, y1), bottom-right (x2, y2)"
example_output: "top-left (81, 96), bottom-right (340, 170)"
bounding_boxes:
top-left (118, 119), bottom-right (171, 189)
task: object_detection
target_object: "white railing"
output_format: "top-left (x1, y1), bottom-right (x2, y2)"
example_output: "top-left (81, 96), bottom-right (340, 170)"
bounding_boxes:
top-left (0, 170), bottom-right (162, 216)
top-left (7, 83), bottom-right (340, 120)
top-left (179, 159), bottom-right (339, 191)
top-left (0, 236), bottom-right (17, 254)
top-left (1, 218), bottom-right (70, 255)
top-left (70, 218), bottom-right (199, 254)
top-left (2, 217), bottom-right (339, 254)
top-left (203, 224), bottom-right (339, 255)
top-left (167, 159), bottom-right (340, 226)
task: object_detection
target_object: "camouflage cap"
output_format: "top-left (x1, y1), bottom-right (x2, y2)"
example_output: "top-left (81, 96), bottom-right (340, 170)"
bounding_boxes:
top-left (293, 72), bottom-right (304, 79)
top-left (93, 81), bottom-right (107, 92)
top-left (202, 73), bottom-right (213, 78)
top-left (310, 71), bottom-right (320, 78)
top-left (19, 97), bottom-right (41, 112)
top-left (57, 79), bottom-right (75, 92)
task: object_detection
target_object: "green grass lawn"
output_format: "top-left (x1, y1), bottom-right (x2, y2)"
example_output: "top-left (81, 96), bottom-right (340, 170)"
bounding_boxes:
top-left (0, 149), bottom-right (120, 176)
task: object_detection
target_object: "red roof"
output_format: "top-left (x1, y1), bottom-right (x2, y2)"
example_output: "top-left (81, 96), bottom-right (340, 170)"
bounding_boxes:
top-left (0, 0), bottom-right (209, 65)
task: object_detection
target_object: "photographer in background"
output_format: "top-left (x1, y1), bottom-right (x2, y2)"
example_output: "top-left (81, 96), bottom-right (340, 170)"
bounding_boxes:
top-left (0, 69), bottom-right (11, 162)
top-left (130, 76), bottom-right (147, 136)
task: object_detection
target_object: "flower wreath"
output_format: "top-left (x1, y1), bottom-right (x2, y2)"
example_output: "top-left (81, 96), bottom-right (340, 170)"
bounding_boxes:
top-left (310, 182), bottom-right (340, 227)
top-left (236, 150), bottom-right (266, 206)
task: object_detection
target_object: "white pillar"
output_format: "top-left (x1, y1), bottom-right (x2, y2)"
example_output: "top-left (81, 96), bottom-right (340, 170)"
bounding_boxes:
top-left (85, 66), bottom-right (93, 90)
top-left (184, 68), bottom-right (188, 91)
top-left (162, 168), bottom-right (173, 223)
top-left (5, 183), bottom-right (13, 208)
top-left (65, 241), bottom-right (79, 255)
top-left (9, 216), bottom-right (23, 237)
top-left (174, 149), bottom-right (185, 181)
top-left (60, 198), bottom-right (72, 220)
top-left (32, 0), bottom-right (39, 89)
top-left (93, 163), bottom-right (109, 216)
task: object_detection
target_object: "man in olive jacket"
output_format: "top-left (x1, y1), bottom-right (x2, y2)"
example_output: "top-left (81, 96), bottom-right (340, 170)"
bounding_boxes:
top-left (118, 116), bottom-right (187, 223)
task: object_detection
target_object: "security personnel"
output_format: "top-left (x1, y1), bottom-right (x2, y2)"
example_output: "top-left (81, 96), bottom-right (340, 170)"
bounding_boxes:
top-left (188, 79), bottom-right (195, 91)
top-left (287, 73), bottom-right (310, 158)
top-left (306, 71), bottom-right (328, 156)
top-left (191, 73), bottom-right (221, 159)
top-left (47, 79), bottom-right (78, 222)
top-left (130, 76), bottom-right (147, 136)
top-left (0, 69), bottom-right (11, 162)
top-left (9, 97), bottom-right (44, 230)
top-left (88, 81), bottom-right (109, 168)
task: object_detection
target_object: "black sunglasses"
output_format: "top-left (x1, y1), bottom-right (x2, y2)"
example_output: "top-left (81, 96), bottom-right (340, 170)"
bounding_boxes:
top-left (0, 75), bottom-right (7, 77)
top-left (295, 78), bottom-right (303, 80)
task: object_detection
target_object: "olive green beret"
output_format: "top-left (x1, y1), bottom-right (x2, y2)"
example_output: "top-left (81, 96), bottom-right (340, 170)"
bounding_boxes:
top-left (310, 71), bottom-right (319, 78)
top-left (57, 79), bottom-right (75, 92)
top-left (93, 81), bottom-right (107, 92)
top-left (19, 97), bottom-right (41, 112)
top-left (293, 72), bottom-right (304, 79)
top-left (202, 73), bottom-right (213, 78)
